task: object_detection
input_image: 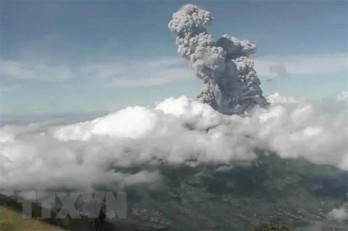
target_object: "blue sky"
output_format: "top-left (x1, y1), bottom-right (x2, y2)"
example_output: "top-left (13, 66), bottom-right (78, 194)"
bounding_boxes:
top-left (0, 0), bottom-right (347, 116)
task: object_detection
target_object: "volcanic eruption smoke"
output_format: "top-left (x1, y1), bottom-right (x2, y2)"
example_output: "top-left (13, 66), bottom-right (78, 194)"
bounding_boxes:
top-left (168, 4), bottom-right (268, 115)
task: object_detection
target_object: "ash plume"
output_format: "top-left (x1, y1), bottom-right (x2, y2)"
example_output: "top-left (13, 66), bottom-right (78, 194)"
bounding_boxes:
top-left (168, 4), bottom-right (268, 115)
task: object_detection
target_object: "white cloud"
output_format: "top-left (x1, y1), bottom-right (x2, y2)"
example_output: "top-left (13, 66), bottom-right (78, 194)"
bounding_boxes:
top-left (0, 84), bottom-right (21, 93)
top-left (255, 53), bottom-right (348, 78)
top-left (336, 91), bottom-right (348, 102)
top-left (0, 57), bottom-right (193, 87)
top-left (0, 93), bottom-right (347, 191)
top-left (0, 60), bottom-right (73, 81)
top-left (81, 58), bottom-right (193, 87)
top-left (327, 207), bottom-right (348, 222)
top-left (2, 53), bottom-right (346, 87)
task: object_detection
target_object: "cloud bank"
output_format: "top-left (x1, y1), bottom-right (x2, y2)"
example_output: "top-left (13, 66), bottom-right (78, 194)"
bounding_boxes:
top-left (0, 93), bottom-right (347, 191)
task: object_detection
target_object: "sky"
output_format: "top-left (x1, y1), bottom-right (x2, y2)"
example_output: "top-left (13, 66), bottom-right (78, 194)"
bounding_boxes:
top-left (0, 0), bottom-right (347, 116)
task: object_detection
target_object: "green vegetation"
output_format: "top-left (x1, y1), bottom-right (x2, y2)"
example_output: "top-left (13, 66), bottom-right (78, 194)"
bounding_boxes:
top-left (0, 206), bottom-right (64, 231)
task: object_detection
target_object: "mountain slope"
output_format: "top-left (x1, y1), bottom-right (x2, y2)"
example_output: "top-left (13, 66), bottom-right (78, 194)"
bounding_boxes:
top-left (0, 206), bottom-right (64, 231)
top-left (0, 154), bottom-right (347, 231)
top-left (121, 154), bottom-right (348, 230)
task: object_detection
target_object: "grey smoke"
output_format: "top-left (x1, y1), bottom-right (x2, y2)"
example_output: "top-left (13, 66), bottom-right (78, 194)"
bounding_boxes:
top-left (168, 4), bottom-right (268, 115)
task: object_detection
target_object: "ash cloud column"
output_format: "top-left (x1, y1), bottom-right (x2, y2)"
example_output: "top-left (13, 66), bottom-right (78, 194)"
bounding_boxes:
top-left (168, 4), bottom-right (268, 115)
